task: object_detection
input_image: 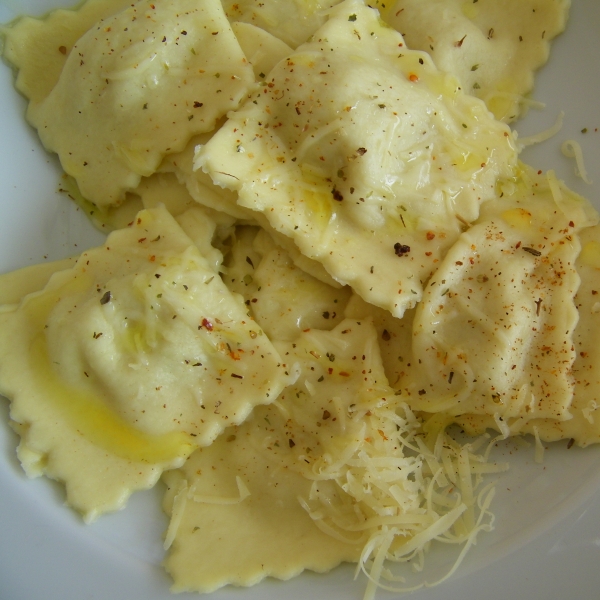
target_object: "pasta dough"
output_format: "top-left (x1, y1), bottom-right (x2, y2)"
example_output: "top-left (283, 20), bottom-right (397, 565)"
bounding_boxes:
top-left (381, 0), bottom-right (571, 121)
top-left (397, 166), bottom-right (598, 423)
top-left (458, 225), bottom-right (600, 446)
top-left (26, 0), bottom-right (255, 207)
top-left (197, 0), bottom-right (518, 318)
top-left (0, 205), bottom-right (290, 519)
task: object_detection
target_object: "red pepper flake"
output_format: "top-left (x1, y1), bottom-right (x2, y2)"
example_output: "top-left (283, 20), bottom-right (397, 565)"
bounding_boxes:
top-left (201, 318), bottom-right (214, 331)
top-left (426, 231), bottom-right (435, 240)
top-left (408, 73), bottom-right (419, 82)
top-left (339, 371), bottom-right (350, 377)
top-left (569, 221), bottom-right (575, 228)
top-left (149, 255), bottom-right (156, 262)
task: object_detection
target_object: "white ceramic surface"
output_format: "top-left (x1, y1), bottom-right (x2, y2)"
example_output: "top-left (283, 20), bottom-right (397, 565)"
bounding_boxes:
top-left (0, 1), bottom-right (599, 599)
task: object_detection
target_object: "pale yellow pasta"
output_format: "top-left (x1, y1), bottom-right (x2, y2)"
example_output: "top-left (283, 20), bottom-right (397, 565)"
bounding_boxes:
top-left (1, 0), bottom-right (597, 597)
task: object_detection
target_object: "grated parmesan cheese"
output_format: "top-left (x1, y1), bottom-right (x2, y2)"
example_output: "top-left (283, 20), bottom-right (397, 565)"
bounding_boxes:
top-left (517, 111), bottom-right (564, 148)
top-left (562, 139), bottom-right (593, 184)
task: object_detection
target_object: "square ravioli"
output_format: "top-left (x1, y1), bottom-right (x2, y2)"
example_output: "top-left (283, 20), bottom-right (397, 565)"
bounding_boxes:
top-left (4, 0), bottom-right (255, 208)
top-left (197, 0), bottom-right (517, 318)
top-left (0, 206), bottom-right (290, 520)
top-left (398, 167), bottom-right (598, 423)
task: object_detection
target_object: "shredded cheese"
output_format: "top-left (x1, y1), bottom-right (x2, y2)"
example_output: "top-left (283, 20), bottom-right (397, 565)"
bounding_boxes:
top-left (189, 476), bottom-right (251, 505)
top-left (163, 479), bottom-right (189, 551)
top-left (532, 426), bottom-right (545, 464)
top-left (297, 402), bottom-right (508, 598)
top-left (517, 111), bottom-right (564, 148)
top-left (562, 139), bottom-right (593, 184)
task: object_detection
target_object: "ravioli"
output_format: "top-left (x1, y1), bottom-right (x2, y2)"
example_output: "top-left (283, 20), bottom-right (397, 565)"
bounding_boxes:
top-left (221, 226), bottom-right (352, 341)
top-left (458, 225), bottom-right (600, 446)
top-left (222, 0), bottom-right (342, 49)
top-left (231, 21), bottom-right (294, 79)
top-left (197, 0), bottom-right (518, 318)
top-left (344, 293), bottom-right (415, 390)
top-left (162, 428), bottom-right (361, 593)
top-left (397, 167), bottom-right (598, 423)
top-left (0, 205), bottom-right (289, 519)
top-left (21, 0), bottom-right (255, 208)
top-left (162, 319), bottom-right (496, 593)
top-left (0, 257), bottom-right (78, 306)
top-left (162, 134), bottom-right (257, 222)
top-left (521, 227), bottom-right (600, 445)
top-left (159, 136), bottom-right (342, 286)
top-left (2, 0), bottom-right (130, 105)
top-left (381, 0), bottom-right (571, 121)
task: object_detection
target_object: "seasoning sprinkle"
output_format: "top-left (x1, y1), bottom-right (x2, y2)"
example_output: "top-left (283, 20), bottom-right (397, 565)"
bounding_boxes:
top-left (394, 243), bottom-right (411, 257)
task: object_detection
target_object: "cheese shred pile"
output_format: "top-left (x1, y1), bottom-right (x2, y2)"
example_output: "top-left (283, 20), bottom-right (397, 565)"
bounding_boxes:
top-left (296, 405), bottom-right (507, 597)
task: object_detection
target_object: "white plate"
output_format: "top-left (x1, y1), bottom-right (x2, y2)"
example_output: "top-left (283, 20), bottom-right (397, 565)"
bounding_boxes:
top-left (1, 1), bottom-right (600, 599)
